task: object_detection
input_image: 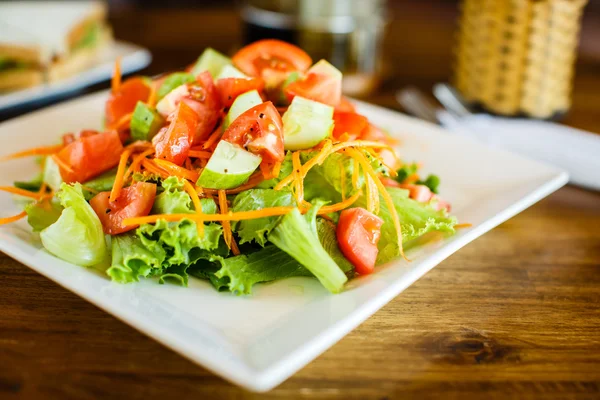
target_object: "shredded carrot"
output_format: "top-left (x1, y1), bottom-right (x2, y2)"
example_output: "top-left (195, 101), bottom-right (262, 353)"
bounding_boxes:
top-left (37, 182), bottom-right (47, 195)
top-left (331, 140), bottom-right (395, 154)
top-left (218, 190), bottom-right (240, 255)
top-left (125, 141), bottom-right (153, 151)
top-left (122, 206), bottom-right (295, 226)
top-left (112, 57), bottom-right (121, 92)
top-left (188, 150), bottom-right (213, 159)
top-left (0, 210), bottom-right (27, 225)
top-left (110, 148), bottom-right (134, 202)
top-left (0, 186), bottom-right (46, 199)
top-left (141, 159), bottom-right (169, 178)
top-left (405, 173), bottom-right (420, 184)
top-left (1, 144), bottom-right (64, 161)
top-left (183, 180), bottom-right (205, 236)
top-left (347, 148), bottom-right (405, 260)
top-left (146, 81), bottom-right (157, 107)
top-left (153, 158), bottom-right (199, 182)
top-left (51, 154), bottom-right (74, 174)
top-left (318, 190), bottom-right (362, 214)
top-left (274, 139), bottom-right (332, 191)
top-left (202, 126), bottom-right (223, 149)
top-left (110, 112), bottom-right (133, 131)
top-left (184, 158), bottom-right (192, 170)
top-left (272, 161), bottom-right (282, 179)
top-left (455, 223), bottom-right (472, 229)
top-left (124, 148), bottom-right (154, 181)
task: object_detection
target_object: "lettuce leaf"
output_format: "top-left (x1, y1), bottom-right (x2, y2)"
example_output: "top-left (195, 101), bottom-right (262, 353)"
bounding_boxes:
top-left (14, 172), bottom-right (43, 192)
top-left (108, 233), bottom-right (162, 283)
top-left (231, 188), bottom-right (296, 246)
top-left (40, 183), bottom-right (107, 266)
top-left (152, 176), bottom-right (217, 215)
top-left (316, 218), bottom-right (354, 275)
top-left (369, 187), bottom-right (457, 263)
top-left (268, 204), bottom-right (348, 293)
top-left (25, 197), bottom-right (63, 232)
top-left (213, 245), bottom-right (312, 295)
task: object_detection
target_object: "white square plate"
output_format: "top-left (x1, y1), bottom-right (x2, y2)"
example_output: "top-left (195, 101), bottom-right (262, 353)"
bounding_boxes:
top-left (0, 92), bottom-right (567, 392)
top-left (0, 41), bottom-right (151, 112)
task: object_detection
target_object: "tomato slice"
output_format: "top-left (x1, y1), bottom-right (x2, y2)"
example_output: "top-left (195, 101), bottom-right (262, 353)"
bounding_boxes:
top-left (221, 101), bottom-right (284, 165)
top-left (336, 207), bottom-right (384, 275)
top-left (335, 96), bottom-right (356, 113)
top-left (284, 70), bottom-right (342, 107)
top-left (105, 77), bottom-right (151, 127)
top-left (216, 77), bottom-right (265, 108)
top-left (152, 101), bottom-right (199, 166)
top-left (90, 182), bottom-right (157, 235)
top-left (56, 130), bottom-right (124, 183)
top-left (232, 39), bottom-right (312, 87)
top-left (332, 112), bottom-right (369, 140)
top-left (181, 71), bottom-right (222, 143)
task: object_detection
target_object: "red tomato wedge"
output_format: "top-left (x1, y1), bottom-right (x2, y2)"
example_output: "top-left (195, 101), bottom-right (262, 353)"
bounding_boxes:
top-left (221, 101), bottom-right (284, 165)
top-left (232, 39), bottom-right (312, 87)
top-left (332, 112), bottom-right (369, 140)
top-left (285, 70), bottom-right (342, 107)
top-left (336, 207), bottom-right (384, 275)
top-left (105, 77), bottom-right (151, 127)
top-left (90, 182), bottom-right (157, 235)
top-left (216, 77), bottom-right (265, 108)
top-left (335, 96), bottom-right (356, 113)
top-left (152, 101), bottom-right (199, 166)
top-left (183, 71), bottom-right (222, 143)
top-left (56, 130), bottom-right (124, 183)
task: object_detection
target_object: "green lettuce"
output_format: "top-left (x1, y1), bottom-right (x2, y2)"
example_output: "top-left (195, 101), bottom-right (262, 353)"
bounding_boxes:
top-left (213, 245), bottom-right (312, 295)
top-left (231, 188), bottom-right (296, 246)
top-left (108, 233), bottom-right (161, 283)
top-left (25, 197), bottom-right (63, 232)
top-left (268, 203), bottom-right (348, 293)
top-left (316, 218), bottom-right (354, 275)
top-left (40, 183), bottom-right (107, 266)
top-left (368, 187), bottom-right (457, 263)
top-left (14, 172), bottom-right (43, 192)
top-left (152, 176), bottom-right (217, 215)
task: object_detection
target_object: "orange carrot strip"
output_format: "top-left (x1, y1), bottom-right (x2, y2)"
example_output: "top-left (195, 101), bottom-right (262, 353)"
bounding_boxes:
top-left (331, 140), bottom-right (395, 154)
top-left (141, 159), bottom-right (169, 178)
top-left (317, 190), bottom-right (362, 214)
top-left (202, 126), bottom-right (223, 150)
top-left (218, 189), bottom-right (240, 255)
top-left (122, 207), bottom-right (295, 226)
top-left (124, 148), bottom-right (154, 181)
top-left (50, 154), bottom-right (74, 174)
top-left (455, 223), bottom-right (472, 229)
top-left (0, 211), bottom-right (28, 225)
top-left (110, 148), bottom-right (134, 202)
top-left (112, 57), bottom-right (121, 92)
top-left (292, 151), bottom-right (304, 205)
top-left (188, 150), bottom-right (213, 159)
top-left (1, 144), bottom-right (64, 161)
top-left (271, 161), bottom-right (282, 179)
top-left (0, 186), bottom-right (46, 199)
top-left (183, 180), bottom-right (205, 236)
top-left (153, 159), bottom-right (199, 182)
top-left (110, 112), bottom-right (133, 131)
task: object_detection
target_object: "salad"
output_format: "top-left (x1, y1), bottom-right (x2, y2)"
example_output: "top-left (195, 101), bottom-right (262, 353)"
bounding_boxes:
top-left (0, 39), bottom-right (458, 295)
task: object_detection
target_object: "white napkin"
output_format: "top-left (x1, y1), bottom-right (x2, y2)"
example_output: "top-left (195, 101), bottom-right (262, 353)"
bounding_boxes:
top-left (437, 111), bottom-right (600, 191)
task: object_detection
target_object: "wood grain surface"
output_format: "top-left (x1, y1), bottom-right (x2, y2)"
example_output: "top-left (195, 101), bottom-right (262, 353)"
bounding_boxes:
top-left (1, 2), bottom-right (600, 399)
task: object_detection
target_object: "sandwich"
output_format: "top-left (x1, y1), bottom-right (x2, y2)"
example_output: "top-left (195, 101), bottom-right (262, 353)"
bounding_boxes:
top-left (0, 1), bottom-right (113, 92)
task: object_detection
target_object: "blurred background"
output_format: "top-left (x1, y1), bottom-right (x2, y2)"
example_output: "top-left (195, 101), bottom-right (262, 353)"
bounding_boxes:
top-left (104, 0), bottom-right (600, 131)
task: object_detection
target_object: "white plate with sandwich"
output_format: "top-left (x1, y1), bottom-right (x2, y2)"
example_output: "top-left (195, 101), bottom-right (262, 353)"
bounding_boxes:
top-left (0, 1), bottom-right (151, 112)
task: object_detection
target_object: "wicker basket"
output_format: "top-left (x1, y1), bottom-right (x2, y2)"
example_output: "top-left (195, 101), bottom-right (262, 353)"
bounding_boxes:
top-left (454, 0), bottom-right (588, 119)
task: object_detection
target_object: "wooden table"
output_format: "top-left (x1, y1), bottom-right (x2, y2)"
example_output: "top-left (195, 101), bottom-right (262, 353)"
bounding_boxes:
top-left (2, 3), bottom-right (600, 399)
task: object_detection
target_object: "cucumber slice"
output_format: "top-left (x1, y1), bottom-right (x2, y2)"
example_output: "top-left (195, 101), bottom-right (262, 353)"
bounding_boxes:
top-left (224, 90), bottom-right (263, 128)
top-left (216, 64), bottom-right (246, 80)
top-left (43, 156), bottom-right (63, 191)
top-left (282, 96), bottom-right (334, 150)
top-left (309, 59), bottom-right (342, 81)
top-left (191, 48), bottom-right (232, 79)
top-left (130, 102), bottom-right (164, 141)
top-left (157, 72), bottom-right (195, 101)
top-left (197, 141), bottom-right (262, 189)
top-left (156, 84), bottom-right (189, 116)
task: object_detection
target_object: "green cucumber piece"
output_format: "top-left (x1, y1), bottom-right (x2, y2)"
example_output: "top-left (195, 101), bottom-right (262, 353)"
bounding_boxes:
top-left (224, 90), bottom-right (263, 128)
top-left (282, 96), bottom-right (334, 150)
top-left (197, 141), bottom-right (262, 189)
top-left (216, 64), bottom-right (246, 80)
top-left (43, 156), bottom-right (63, 191)
top-left (191, 48), bottom-right (232, 79)
top-left (157, 72), bottom-right (195, 101)
top-left (309, 59), bottom-right (342, 81)
top-left (130, 102), bottom-right (164, 141)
